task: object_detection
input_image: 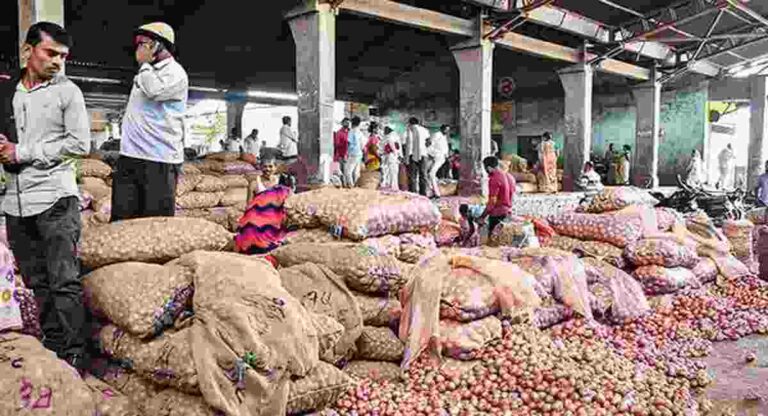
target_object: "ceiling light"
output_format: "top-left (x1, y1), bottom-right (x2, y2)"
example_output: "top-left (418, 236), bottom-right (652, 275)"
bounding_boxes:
top-left (247, 90), bottom-right (298, 101)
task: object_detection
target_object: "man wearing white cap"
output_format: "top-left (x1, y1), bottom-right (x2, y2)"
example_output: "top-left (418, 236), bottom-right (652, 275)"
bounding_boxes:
top-left (112, 22), bottom-right (189, 221)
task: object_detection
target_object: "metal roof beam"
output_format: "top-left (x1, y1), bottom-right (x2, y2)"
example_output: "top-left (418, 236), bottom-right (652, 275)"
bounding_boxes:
top-left (336, 0), bottom-right (476, 37)
top-left (493, 30), bottom-right (650, 80)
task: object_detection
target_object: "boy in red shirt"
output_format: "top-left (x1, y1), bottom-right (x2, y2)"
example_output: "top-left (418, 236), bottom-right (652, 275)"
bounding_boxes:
top-left (479, 156), bottom-right (516, 235)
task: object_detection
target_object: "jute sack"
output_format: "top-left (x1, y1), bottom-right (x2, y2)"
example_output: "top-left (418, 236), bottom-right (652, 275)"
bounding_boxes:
top-left (144, 389), bottom-right (218, 416)
top-left (181, 163), bottom-right (202, 175)
top-left (440, 316), bottom-right (502, 361)
top-left (0, 333), bottom-right (97, 415)
top-left (176, 191), bottom-right (223, 209)
top-left (354, 292), bottom-right (402, 327)
top-left (344, 360), bottom-right (401, 382)
top-left (284, 188), bottom-right (441, 240)
top-left (176, 207), bottom-right (231, 229)
top-left (93, 196), bottom-right (112, 223)
top-left (439, 267), bottom-right (499, 322)
top-left (83, 374), bottom-right (143, 416)
top-left (279, 263), bottom-right (364, 363)
top-left (284, 228), bottom-right (340, 245)
top-left (98, 324), bottom-right (199, 394)
top-left (176, 175), bottom-right (203, 196)
top-left (356, 170), bottom-right (381, 190)
top-left (195, 159), bottom-right (226, 174)
top-left (81, 176), bottom-right (112, 201)
top-left (194, 175), bottom-right (228, 193)
top-left (577, 240), bottom-right (627, 269)
top-left (83, 262), bottom-right (194, 338)
top-left (543, 235), bottom-right (581, 253)
top-left (206, 152), bottom-right (241, 162)
top-left (222, 174), bottom-right (249, 189)
top-left (272, 243), bottom-right (409, 295)
top-left (287, 361), bottom-right (355, 416)
top-left (355, 326), bottom-right (405, 362)
top-left (99, 366), bottom-right (159, 414)
top-left (80, 158), bottom-right (112, 178)
top-left (310, 313), bottom-right (345, 363)
top-left (80, 217), bottom-right (232, 269)
top-left (219, 187), bottom-right (248, 207)
top-left (548, 212), bottom-right (644, 248)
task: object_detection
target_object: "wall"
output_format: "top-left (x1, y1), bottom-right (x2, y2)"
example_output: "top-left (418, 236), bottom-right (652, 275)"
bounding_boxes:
top-left (497, 84), bottom-right (708, 185)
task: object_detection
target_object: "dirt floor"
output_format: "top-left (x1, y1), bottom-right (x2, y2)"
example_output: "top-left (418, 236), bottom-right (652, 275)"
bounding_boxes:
top-left (705, 335), bottom-right (768, 415)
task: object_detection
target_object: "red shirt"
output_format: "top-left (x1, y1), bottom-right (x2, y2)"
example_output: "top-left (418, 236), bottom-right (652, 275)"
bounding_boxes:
top-left (487, 170), bottom-right (516, 217)
top-left (334, 128), bottom-right (349, 162)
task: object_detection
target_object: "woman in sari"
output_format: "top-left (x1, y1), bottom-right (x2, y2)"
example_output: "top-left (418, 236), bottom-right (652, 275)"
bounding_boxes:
top-left (364, 122), bottom-right (382, 172)
top-left (234, 157), bottom-right (295, 255)
top-left (537, 132), bottom-right (559, 193)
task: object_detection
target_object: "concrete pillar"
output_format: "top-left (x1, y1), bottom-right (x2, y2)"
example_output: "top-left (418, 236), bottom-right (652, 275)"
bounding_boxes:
top-left (226, 100), bottom-right (246, 139)
top-left (748, 75), bottom-right (768, 188)
top-left (451, 18), bottom-right (493, 197)
top-left (287, 1), bottom-right (335, 188)
top-left (558, 63), bottom-right (593, 192)
top-left (631, 68), bottom-right (661, 188)
top-left (18, 0), bottom-right (65, 68)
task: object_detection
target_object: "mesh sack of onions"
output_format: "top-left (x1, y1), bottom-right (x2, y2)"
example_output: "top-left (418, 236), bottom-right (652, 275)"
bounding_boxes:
top-left (435, 220), bottom-right (461, 247)
top-left (624, 237), bottom-right (699, 268)
top-left (547, 212), bottom-right (644, 248)
top-left (439, 266), bottom-right (500, 322)
top-left (287, 361), bottom-right (355, 415)
top-left (343, 360), bottom-right (401, 382)
top-left (580, 187), bottom-right (659, 214)
top-left (285, 188), bottom-right (440, 240)
top-left (354, 292), bottom-right (402, 327)
top-left (690, 258), bottom-right (718, 284)
top-left (542, 235), bottom-right (580, 252)
top-left (581, 258), bottom-right (650, 321)
top-left (576, 240), bottom-right (627, 269)
top-left (439, 316), bottom-right (502, 361)
top-left (272, 243), bottom-right (409, 295)
top-left (656, 207), bottom-right (681, 231)
top-left (722, 219), bottom-right (755, 265)
top-left (632, 266), bottom-right (700, 295)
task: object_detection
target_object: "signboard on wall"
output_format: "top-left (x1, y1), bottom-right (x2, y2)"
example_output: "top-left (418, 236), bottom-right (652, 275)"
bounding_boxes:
top-left (497, 77), bottom-right (516, 99)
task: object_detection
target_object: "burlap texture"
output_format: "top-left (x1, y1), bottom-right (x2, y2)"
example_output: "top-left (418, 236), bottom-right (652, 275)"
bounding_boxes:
top-left (83, 262), bottom-right (194, 338)
top-left (99, 366), bottom-right (159, 414)
top-left (81, 176), bottom-right (112, 201)
top-left (355, 326), bottom-right (405, 362)
top-left (354, 292), bottom-right (402, 327)
top-left (176, 191), bottom-right (224, 209)
top-left (194, 175), bottom-right (228, 193)
top-left (0, 333), bottom-right (97, 415)
top-left (440, 316), bottom-right (502, 361)
top-left (286, 361), bottom-right (354, 415)
top-left (581, 187), bottom-right (658, 214)
top-left (222, 175), bottom-right (249, 189)
top-left (310, 313), bottom-right (345, 363)
top-left (220, 187), bottom-right (249, 207)
top-left (284, 188), bottom-right (440, 240)
top-left (343, 360), bottom-right (401, 382)
top-left (177, 251), bottom-right (319, 416)
top-left (83, 374), bottom-right (143, 416)
top-left (278, 263), bottom-right (364, 364)
top-left (182, 163), bottom-right (202, 175)
top-left (144, 388), bottom-right (218, 416)
top-left (80, 217), bottom-right (232, 269)
top-left (177, 175), bottom-right (203, 196)
top-left (80, 158), bottom-right (112, 178)
top-left (272, 243), bottom-right (409, 295)
top-left (98, 324), bottom-right (199, 394)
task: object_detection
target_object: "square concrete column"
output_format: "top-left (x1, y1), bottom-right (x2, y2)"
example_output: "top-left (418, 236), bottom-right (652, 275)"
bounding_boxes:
top-left (287, 2), bottom-right (336, 188)
top-left (226, 100), bottom-right (246, 139)
top-left (632, 68), bottom-right (661, 188)
top-left (18, 0), bottom-right (65, 68)
top-left (748, 75), bottom-right (768, 188)
top-left (451, 21), bottom-right (493, 197)
top-left (558, 64), bottom-right (593, 192)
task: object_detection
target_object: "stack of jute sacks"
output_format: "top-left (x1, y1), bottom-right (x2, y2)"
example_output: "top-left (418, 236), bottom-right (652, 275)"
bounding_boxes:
top-left (175, 152), bottom-right (256, 232)
top-left (541, 188), bottom-right (753, 311)
top-left (78, 157), bottom-right (115, 229)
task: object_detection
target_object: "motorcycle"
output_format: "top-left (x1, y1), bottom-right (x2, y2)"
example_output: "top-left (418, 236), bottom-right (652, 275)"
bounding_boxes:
top-left (650, 175), bottom-right (747, 226)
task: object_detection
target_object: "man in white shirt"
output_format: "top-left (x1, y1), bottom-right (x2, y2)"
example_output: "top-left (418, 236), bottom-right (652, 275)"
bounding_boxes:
top-left (279, 116), bottom-right (298, 160)
top-left (427, 124), bottom-right (450, 198)
top-left (405, 117), bottom-right (429, 196)
top-left (113, 22), bottom-right (188, 221)
top-left (345, 116), bottom-right (364, 187)
top-left (221, 127), bottom-right (242, 153)
top-left (380, 126), bottom-right (402, 190)
top-left (243, 129), bottom-right (261, 158)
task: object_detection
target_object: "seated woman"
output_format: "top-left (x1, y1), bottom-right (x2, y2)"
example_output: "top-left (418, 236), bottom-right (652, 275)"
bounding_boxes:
top-left (578, 161), bottom-right (604, 199)
top-left (234, 157), bottom-right (295, 255)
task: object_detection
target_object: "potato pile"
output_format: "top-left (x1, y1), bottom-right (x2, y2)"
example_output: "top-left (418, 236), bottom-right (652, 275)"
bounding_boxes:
top-left (78, 157), bottom-right (113, 230)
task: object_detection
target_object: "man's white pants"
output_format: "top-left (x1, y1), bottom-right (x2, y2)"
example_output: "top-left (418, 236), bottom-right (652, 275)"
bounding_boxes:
top-left (428, 156), bottom-right (446, 197)
top-left (381, 156), bottom-right (400, 190)
top-left (344, 158), bottom-right (361, 188)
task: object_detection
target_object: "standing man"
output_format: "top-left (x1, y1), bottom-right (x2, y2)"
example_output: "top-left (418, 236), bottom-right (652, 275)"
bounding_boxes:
top-left (243, 129), bottom-right (261, 158)
top-left (1, 22), bottom-right (90, 371)
top-left (380, 126), bottom-right (402, 191)
top-left (112, 22), bottom-right (188, 222)
top-left (755, 160), bottom-right (768, 207)
top-left (344, 116), bottom-right (364, 187)
top-left (479, 156), bottom-right (516, 236)
top-left (221, 127), bottom-right (242, 153)
top-left (334, 118), bottom-right (350, 187)
top-left (427, 124), bottom-right (450, 199)
top-left (718, 143), bottom-right (736, 189)
top-left (405, 117), bottom-right (429, 196)
top-left (279, 116), bottom-right (298, 161)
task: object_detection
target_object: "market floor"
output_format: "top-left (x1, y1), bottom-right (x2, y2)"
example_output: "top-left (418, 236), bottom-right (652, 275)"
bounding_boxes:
top-left (705, 335), bottom-right (768, 414)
